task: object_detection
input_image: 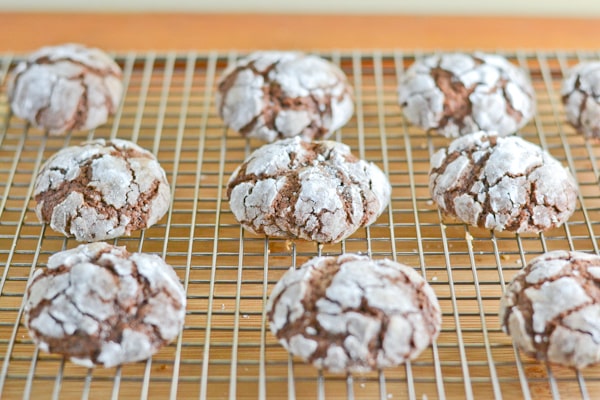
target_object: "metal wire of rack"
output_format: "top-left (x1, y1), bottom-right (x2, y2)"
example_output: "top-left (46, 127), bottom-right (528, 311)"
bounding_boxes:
top-left (1, 50), bottom-right (600, 400)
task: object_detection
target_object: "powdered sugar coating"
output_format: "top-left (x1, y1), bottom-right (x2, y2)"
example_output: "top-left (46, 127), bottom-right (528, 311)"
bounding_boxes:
top-left (216, 51), bottom-right (354, 142)
top-left (561, 61), bottom-right (600, 140)
top-left (500, 250), bottom-right (600, 369)
top-left (24, 242), bottom-right (186, 368)
top-left (227, 137), bottom-right (390, 244)
top-left (34, 138), bottom-right (171, 242)
top-left (398, 52), bottom-right (535, 137)
top-left (429, 131), bottom-right (577, 233)
top-left (267, 253), bottom-right (441, 373)
top-left (8, 43), bottom-right (123, 135)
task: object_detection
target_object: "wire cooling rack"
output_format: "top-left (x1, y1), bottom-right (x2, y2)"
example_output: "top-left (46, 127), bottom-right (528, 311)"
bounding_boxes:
top-left (1, 50), bottom-right (600, 400)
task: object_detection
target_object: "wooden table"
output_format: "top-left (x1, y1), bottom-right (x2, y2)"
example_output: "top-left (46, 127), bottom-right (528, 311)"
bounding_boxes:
top-left (0, 13), bottom-right (597, 52)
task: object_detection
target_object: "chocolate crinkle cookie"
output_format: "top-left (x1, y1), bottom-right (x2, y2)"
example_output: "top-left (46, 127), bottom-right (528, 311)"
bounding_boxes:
top-left (398, 52), bottom-right (535, 137)
top-left (216, 51), bottom-right (354, 142)
top-left (500, 250), bottom-right (600, 369)
top-left (561, 61), bottom-right (600, 141)
top-left (267, 253), bottom-right (441, 373)
top-left (24, 242), bottom-right (186, 368)
top-left (7, 43), bottom-right (123, 135)
top-left (34, 138), bottom-right (171, 242)
top-left (227, 137), bottom-right (390, 244)
top-left (429, 131), bottom-right (577, 233)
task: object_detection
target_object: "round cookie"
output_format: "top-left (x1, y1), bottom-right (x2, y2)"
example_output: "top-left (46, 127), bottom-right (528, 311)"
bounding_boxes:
top-left (24, 242), bottom-right (186, 368)
top-left (267, 253), bottom-right (442, 373)
top-left (7, 43), bottom-right (123, 135)
top-left (429, 131), bottom-right (577, 233)
top-left (561, 61), bottom-right (600, 141)
top-left (216, 51), bottom-right (354, 142)
top-left (227, 137), bottom-right (390, 244)
top-left (500, 250), bottom-right (600, 369)
top-left (34, 138), bottom-right (171, 242)
top-left (398, 52), bottom-right (535, 137)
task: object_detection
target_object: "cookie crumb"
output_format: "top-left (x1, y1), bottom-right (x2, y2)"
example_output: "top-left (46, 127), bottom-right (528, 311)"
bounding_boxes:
top-left (465, 232), bottom-right (474, 249)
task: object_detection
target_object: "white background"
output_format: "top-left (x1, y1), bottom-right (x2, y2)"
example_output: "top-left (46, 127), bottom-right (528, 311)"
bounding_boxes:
top-left (1, 0), bottom-right (599, 16)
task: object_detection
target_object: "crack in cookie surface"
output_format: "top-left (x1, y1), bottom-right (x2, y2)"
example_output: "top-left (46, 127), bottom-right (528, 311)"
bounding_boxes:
top-left (217, 51), bottom-right (354, 142)
top-left (7, 43), bottom-right (123, 135)
top-left (500, 250), bottom-right (600, 369)
top-left (34, 138), bottom-right (171, 242)
top-left (428, 131), bottom-right (577, 233)
top-left (561, 61), bottom-right (600, 141)
top-left (227, 137), bottom-right (390, 244)
top-left (266, 254), bottom-right (441, 373)
top-left (24, 242), bottom-right (186, 368)
top-left (398, 52), bottom-right (535, 137)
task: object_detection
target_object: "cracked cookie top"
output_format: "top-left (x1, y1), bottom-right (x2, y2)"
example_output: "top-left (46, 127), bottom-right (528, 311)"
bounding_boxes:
top-left (429, 131), bottom-right (577, 233)
top-left (266, 253), bottom-right (441, 373)
top-left (7, 43), bottom-right (123, 135)
top-left (24, 242), bottom-right (186, 368)
top-left (561, 61), bottom-right (600, 141)
top-left (500, 250), bottom-right (600, 369)
top-left (34, 138), bottom-right (171, 242)
top-left (398, 52), bottom-right (535, 137)
top-left (227, 137), bottom-right (391, 244)
top-left (216, 51), bottom-right (354, 142)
